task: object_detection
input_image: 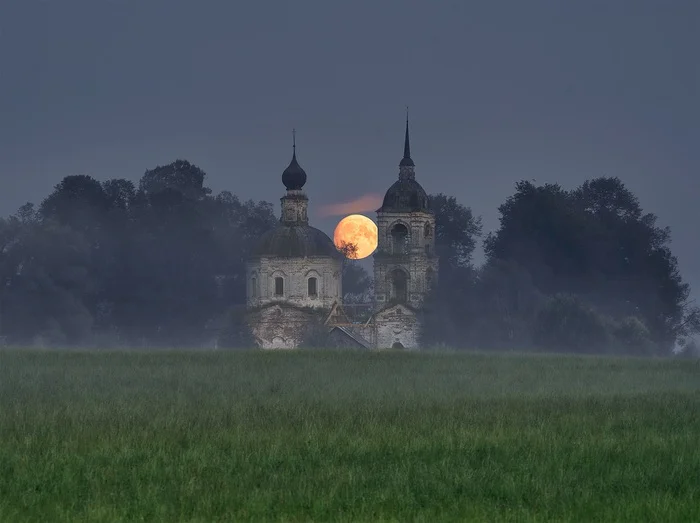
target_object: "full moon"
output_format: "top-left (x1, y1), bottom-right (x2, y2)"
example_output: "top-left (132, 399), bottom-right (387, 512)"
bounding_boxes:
top-left (333, 214), bottom-right (378, 259)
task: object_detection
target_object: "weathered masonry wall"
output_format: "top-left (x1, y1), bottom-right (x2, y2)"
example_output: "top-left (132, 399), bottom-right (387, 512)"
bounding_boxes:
top-left (373, 304), bottom-right (421, 349)
top-left (247, 256), bottom-right (342, 309)
top-left (248, 303), bottom-right (319, 349)
top-left (373, 211), bottom-right (438, 310)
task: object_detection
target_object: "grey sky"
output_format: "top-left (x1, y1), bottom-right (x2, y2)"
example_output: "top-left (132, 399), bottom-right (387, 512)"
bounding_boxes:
top-left (1, 0), bottom-right (698, 296)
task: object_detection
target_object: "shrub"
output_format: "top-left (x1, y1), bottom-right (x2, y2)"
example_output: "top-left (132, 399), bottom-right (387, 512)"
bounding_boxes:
top-left (532, 293), bottom-right (611, 353)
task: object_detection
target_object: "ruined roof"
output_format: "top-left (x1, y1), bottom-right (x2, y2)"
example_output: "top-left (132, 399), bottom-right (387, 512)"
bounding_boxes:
top-left (378, 178), bottom-right (429, 213)
top-left (252, 224), bottom-right (342, 258)
top-left (328, 326), bottom-right (372, 349)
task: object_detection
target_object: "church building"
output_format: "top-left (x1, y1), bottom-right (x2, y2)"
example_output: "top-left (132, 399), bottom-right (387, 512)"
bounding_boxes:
top-left (245, 119), bottom-right (437, 349)
top-left (368, 118), bottom-right (438, 348)
top-left (246, 137), bottom-right (344, 348)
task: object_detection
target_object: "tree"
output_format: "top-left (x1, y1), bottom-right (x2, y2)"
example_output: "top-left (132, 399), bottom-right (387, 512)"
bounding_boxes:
top-left (421, 195), bottom-right (483, 347)
top-left (342, 263), bottom-right (372, 303)
top-left (421, 264), bottom-right (476, 348)
top-left (572, 178), bottom-right (694, 350)
top-left (336, 241), bottom-right (372, 303)
top-left (484, 181), bottom-right (589, 296)
top-left (37, 175), bottom-right (136, 338)
top-left (0, 214), bottom-right (94, 346)
top-left (206, 191), bottom-right (277, 305)
top-left (469, 260), bottom-right (544, 350)
top-left (105, 162), bottom-right (278, 347)
top-left (676, 337), bottom-right (699, 359)
top-left (103, 179), bottom-right (136, 210)
top-left (216, 305), bottom-right (257, 349)
top-left (429, 193), bottom-right (483, 271)
top-left (611, 316), bottom-right (655, 356)
top-left (0, 158), bottom-right (280, 347)
top-left (114, 164), bottom-right (220, 347)
top-left (139, 159), bottom-right (211, 200)
top-left (485, 177), bottom-right (696, 354)
top-left (532, 294), bottom-right (611, 354)
top-left (39, 175), bottom-right (110, 232)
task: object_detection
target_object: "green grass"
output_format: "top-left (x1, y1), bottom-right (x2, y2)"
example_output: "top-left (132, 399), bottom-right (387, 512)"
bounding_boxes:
top-left (1, 349), bottom-right (699, 522)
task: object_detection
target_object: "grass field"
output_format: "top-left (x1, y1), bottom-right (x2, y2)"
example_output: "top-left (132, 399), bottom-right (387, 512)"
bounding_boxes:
top-left (1, 349), bottom-right (699, 522)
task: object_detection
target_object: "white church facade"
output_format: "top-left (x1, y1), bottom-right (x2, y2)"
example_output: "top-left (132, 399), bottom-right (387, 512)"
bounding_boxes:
top-left (245, 120), bottom-right (438, 349)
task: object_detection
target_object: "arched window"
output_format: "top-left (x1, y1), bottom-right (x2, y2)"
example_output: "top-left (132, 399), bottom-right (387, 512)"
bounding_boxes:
top-left (392, 342), bottom-right (405, 349)
top-left (251, 276), bottom-right (258, 298)
top-left (274, 277), bottom-right (284, 297)
top-left (424, 223), bottom-right (432, 238)
top-left (307, 277), bottom-right (318, 297)
top-left (390, 223), bottom-right (409, 254)
top-left (389, 268), bottom-right (408, 303)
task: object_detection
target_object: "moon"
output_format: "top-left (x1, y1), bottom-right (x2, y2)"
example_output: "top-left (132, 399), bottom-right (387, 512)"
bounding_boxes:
top-left (333, 214), bottom-right (378, 259)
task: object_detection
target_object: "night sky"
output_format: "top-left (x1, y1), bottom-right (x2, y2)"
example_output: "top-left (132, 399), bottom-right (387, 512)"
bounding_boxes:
top-left (2, 0), bottom-right (698, 296)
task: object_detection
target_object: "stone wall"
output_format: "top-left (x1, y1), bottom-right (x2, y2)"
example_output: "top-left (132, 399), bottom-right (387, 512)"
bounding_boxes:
top-left (248, 303), bottom-right (321, 349)
top-left (373, 210), bottom-right (438, 309)
top-left (280, 190), bottom-right (309, 224)
top-left (373, 304), bottom-right (421, 349)
top-left (246, 255), bottom-right (342, 309)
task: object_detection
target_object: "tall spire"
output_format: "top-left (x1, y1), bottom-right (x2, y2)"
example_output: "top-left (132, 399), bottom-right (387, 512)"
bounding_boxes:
top-left (400, 107), bottom-right (415, 167)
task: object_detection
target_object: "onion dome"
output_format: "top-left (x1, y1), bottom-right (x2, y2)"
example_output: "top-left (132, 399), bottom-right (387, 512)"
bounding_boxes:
top-left (282, 131), bottom-right (307, 190)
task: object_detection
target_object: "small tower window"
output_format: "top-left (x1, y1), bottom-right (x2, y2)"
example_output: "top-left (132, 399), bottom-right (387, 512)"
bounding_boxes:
top-left (251, 277), bottom-right (258, 298)
top-left (274, 277), bottom-right (284, 297)
top-left (389, 268), bottom-right (408, 303)
top-left (424, 223), bottom-right (432, 238)
top-left (390, 223), bottom-right (409, 255)
top-left (307, 277), bottom-right (318, 298)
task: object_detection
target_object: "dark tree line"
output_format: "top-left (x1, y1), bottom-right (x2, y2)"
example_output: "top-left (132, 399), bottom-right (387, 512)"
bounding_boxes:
top-left (1, 161), bottom-right (697, 355)
top-left (422, 178), bottom-right (699, 356)
top-left (1, 162), bottom-right (270, 347)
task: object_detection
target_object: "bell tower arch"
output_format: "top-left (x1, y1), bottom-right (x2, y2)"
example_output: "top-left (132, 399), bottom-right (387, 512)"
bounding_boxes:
top-left (373, 115), bottom-right (438, 313)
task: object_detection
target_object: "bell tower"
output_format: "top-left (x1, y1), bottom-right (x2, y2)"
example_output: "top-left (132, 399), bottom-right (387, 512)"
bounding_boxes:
top-left (373, 115), bottom-right (438, 316)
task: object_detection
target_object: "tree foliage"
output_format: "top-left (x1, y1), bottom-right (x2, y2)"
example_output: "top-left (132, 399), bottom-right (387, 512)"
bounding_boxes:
top-left (420, 195), bottom-right (483, 347)
top-left (336, 241), bottom-right (372, 304)
top-left (0, 160), bottom-right (276, 348)
top-left (421, 178), bottom-right (697, 355)
top-left (483, 177), bottom-right (694, 353)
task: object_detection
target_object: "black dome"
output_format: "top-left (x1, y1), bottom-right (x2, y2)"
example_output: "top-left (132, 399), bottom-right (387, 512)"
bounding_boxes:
top-left (253, 224), bottom-right (342, 258)
top-left (282, 152), bottom-right (307, 190)
top-left (378, 179), bottom-right (429, 213)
